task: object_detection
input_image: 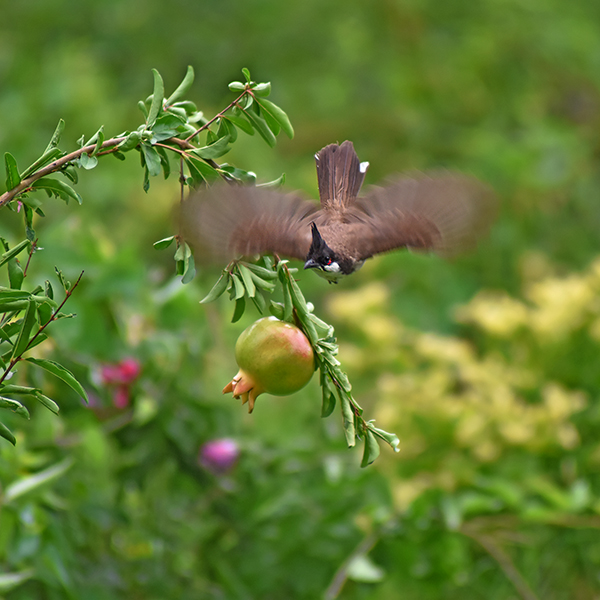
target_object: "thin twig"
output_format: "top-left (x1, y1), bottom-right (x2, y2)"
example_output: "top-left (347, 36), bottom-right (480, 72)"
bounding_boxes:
top-left (22, 238), bottom-right (38, 278)
top-left (324, 532), bottom-right (379, 600)
top-left (183, 89), bottom-right (249, 142)
top-left (462, 527), bottom-right (539, 600)
top-left (0, 140), bottom-right (127, 207)
top-left (0, 271), bottom-right (84, 386)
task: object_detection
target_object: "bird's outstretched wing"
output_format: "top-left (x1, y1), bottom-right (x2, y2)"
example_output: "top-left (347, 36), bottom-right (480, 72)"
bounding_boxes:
top-left (180, 184), bottom-right (318, 262)
top-left (346, 172), bottom-right (496, 260)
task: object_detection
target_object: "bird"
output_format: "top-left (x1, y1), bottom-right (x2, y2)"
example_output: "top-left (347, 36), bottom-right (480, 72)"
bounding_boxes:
top-left (180, 141), bottom-right (495, 283)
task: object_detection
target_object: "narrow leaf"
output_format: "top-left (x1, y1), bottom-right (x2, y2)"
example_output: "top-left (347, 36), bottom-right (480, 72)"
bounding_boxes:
top-left (34, 391), bottom-right (59, 414)
top-left (118, 131), bottom-right (142, 151)
top-left (231, 296), bottom-right (246, 323)
top-left (166, 65), bottom-right (195, 105)
top-left (256, 98), bottom-right (294, 139)
top-left (241, 109), bottom-right (276, 147)
top-left (4, 152), bottom-right (20, 190)
top-left (153, 236), bottom-right (175, 250)
top-left (237, 264), bottom-right (256, 298)
top-left (141, 144), bottom-right (162, 177)
top-left (31, 178), bottom-right (82, 205)
top-left (341, 396), bottom-right (356, 447)
top-left (200, 271), bottom-right (230, 303)
top-left (4, 458), bottom-right (73, 502)
top-left (231, 273), bottom-right (245, 299)
top-left (241, 67), bottom-right (252, 83)
top-left (147, 69), bottom-right (165, 127)
top-left (25, 357), bottom-right (88, 403)
top-left (225, 115), bottom-right (254, 136)
top-left (0, 421), bottom-right (16, 445)
top-left (360, 430), bottom-right (381, 467)
top-left (20, 147), bottom-right (63, 180)
top-left (0, 396), bottom-right (30, 419)
top-left (11, 299), bottom-right (37, 360)
top-left (192, 135), bottom-right (231, 160)
top-left (44, 119), bottom-right (65, 152)
top-left (0, 240), bottom-right (29, 269)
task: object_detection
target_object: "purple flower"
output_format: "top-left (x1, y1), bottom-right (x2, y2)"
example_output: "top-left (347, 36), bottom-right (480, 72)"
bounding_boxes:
top-left (199, 438), bottom-right (239, 474)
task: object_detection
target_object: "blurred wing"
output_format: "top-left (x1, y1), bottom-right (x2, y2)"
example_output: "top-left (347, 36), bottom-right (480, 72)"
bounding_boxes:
top-left (180, 184), bottom-right (318, 263)
top-left (348, 172), bottom-right (496, 259)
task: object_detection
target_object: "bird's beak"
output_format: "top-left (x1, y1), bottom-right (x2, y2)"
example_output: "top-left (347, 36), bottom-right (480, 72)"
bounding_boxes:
top-left (304, 258), bottom-right (319, 270)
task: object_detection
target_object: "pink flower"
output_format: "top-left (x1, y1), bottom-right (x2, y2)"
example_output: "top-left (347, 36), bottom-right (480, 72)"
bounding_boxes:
top-left (199, 438), bottom-right (239, 474)
top-left (101, 358), bottom-right (141, 386)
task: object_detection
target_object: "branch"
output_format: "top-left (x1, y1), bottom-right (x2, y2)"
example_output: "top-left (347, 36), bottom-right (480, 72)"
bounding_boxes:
top-left (183, 89), bottom-right (249, 142)
top-left (0, 272), bottom-right (84, 386)
top-left (0, 138), bottom-right (127, 208)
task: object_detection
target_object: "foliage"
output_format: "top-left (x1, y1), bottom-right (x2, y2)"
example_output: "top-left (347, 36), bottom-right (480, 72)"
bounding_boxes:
top-left (2, 0), bottom-right (600, 597)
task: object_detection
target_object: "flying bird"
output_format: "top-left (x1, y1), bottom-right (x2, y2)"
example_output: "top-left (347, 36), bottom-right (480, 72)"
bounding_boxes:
top-left (180, 141), bottom-right (495, 283)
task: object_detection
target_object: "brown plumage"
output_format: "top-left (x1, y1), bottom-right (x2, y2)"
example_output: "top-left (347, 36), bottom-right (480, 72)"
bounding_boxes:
top-left (180, 141), bottom-right (496, 279)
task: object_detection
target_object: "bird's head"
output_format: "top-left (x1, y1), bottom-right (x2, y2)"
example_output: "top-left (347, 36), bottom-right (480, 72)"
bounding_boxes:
top-left (303, 223), bottom-right (343, 282)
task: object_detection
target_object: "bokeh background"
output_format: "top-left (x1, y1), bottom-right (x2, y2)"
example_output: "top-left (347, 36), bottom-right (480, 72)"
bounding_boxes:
top-left (2, 1), bottom-right (600, 598)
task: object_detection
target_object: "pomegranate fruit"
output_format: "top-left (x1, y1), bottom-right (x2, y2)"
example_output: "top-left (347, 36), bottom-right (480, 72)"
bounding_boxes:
top-left (223, 317), bottom-right (315, 412)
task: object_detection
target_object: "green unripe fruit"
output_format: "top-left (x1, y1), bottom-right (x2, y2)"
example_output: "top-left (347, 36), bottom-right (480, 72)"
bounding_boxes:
top-left (223, 317), bottom-right (315, 412)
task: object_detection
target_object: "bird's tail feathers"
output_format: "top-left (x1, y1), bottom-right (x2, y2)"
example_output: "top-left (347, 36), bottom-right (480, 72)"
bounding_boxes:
top-left (315, 141), bottom-right (369, 209)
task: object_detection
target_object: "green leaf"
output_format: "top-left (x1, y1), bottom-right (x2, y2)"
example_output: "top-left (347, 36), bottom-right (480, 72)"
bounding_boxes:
top-left (321, 387), bottom-right (336, 418)
top-left (0, 421), bottom-right (16, 445)
top-left (0, 569), bottom-right (35, 594)
top-left (240, 108), bottom-right (276, 147)
top-left (4, 152), bottom-right (20, 190)
top-left (251, 290), bottom-right (266, 314)
top-left (84, 125), bottom-right (104, 156)
top-left (54, 267), bottom-right (71, 292)
top-left (153, 235), bottom-right (175, 250)
top-left (44, 118), bottom-right (65, 152)
top-left (147, 68), bottom-right (165, 127)
top-left (257, 173), bottom-right (286, 189)
top-left (141, 144), bottom-right (162, 177)
top-left (231, 273), bottom-right (246, 300)
top-left (0, 396), bottom-right (30, 419)
top-left (11, 299), bottom-right (37, 360)
top-left (4, 458), bottom-right (73, 502)
top-left (370, 425), bottom-right (400, 452)
top-left (218, 165), bottom-right (256, 184)
top-left (241, 68), bottom-right (252, 83)
top-left (181, 252), bottom-right (196, 284)
top-left (228, 81), bottom-right (246, 92)
top-left (224, 115), bottom-right (255, 136)
top-left (231, 296), bottom-right (246, 323)
top-left (118, 131), bottom-right (142, 151)
top-left (242, 262), bottom-right (278, 280)
top-left (78, 153), bottom-right (98, 170)
top-left (25, 357), bottom-right (88, 403)
top-left (31, 177), bottom-right (82, 205)
top-left (8, 258), bottom-right (24, 291)
top-left (20, 147), bottom-right (63, 180)
top-left (260, 105), bottom-right (281, 136)
top-left (341, 396), bottom-right (356, 447)
top-left (200, 271), bottom-right (230, 303)
top-left (192, 135), bottom-right (231, 160)
top-left (166, 65), bottom-right (195, 105)
top-left (252, 82), bottom-right (271, 97)
top-left (34, 391), bottom-right (59, 414)
top-left (269, 301), bottom-right (284, 320)
top-left (247, 270), bottom-right (276, 292)
top-left (0, 240), bottom-right (30, 270)
top-left (184, 157), bottom-right (220, 187)
top-left (360, 430), bottom-right (381, 467)
top-left (237, 264), bottom-right (256, 298)
top-left (256, 98), bottom-right (294, 139)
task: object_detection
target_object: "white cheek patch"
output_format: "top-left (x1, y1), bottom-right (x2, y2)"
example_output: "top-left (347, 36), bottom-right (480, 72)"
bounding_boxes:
top-left (323, 262), bottom-right (341, 273)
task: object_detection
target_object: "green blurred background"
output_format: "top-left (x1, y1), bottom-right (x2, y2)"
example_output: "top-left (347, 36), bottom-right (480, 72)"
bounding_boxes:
top-left (2, 0), bottom-right (600, 598)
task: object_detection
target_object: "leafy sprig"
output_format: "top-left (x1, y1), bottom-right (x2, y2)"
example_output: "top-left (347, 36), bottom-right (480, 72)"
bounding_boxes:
top-left (200, 257), bottom-right (400, 466)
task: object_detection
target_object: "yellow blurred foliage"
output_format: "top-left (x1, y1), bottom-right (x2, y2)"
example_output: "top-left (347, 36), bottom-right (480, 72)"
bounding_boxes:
top-left (328, 259), bottom-right (597, 511)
